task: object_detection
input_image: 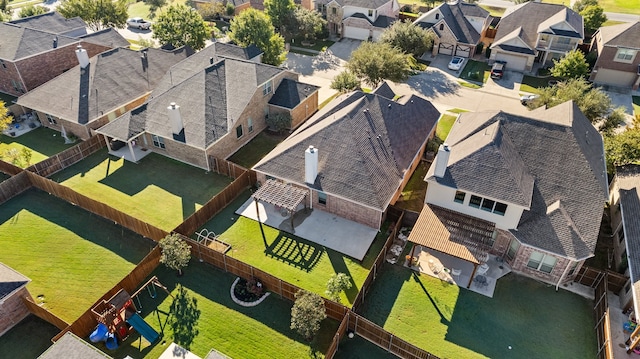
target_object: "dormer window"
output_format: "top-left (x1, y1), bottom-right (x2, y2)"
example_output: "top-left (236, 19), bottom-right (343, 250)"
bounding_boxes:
top-left (439, 24), bottom-right (444, 31)
top-left (435, 13), bottom-right (439, 19)
top-left (368, 9), bottom-right (373, 17)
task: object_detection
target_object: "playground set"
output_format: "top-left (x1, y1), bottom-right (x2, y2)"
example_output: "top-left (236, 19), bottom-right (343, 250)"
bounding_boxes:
top-left (89, 276), bottom-right (171, 350)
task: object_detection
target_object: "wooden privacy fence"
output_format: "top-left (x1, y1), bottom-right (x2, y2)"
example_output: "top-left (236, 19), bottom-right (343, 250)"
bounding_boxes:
top-left (53, 246), bottom-right (161, 342)
top-left (22, 297), bottom-right (69, 330)
top-left (594, 274), bottom-right (614, 359)
top-left (26, 171), bottom-right (168, 241)
top-left (574, 266), bottom-right (627, 293)
top-left (27, 134), bottom-right (105, 178)
top-left (173, 170), bottom-right (254, 236)
top-left (325, 310), bottom-right (350, 359)
top-left (0, 171), bottom-right (31, 205)
top-left (208, 156), bottom-right (255, 180)
top-left (0, 159), bottom-right (23, 175)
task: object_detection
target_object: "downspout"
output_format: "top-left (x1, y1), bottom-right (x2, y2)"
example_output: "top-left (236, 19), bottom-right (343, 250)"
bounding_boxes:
top-left (309, 188), bottom-right (313, 210)
top-left (556, 260), bottom-right (572, 291)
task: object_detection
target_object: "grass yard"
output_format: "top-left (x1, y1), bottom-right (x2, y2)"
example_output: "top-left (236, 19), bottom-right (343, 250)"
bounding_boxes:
top-left (291, 39), bottom-right (336, 53)
top-left (127, 0), bottom-right (187, 20)
top-left (228, 131), bottom-right (286, 168)
top-left (598, 0), bottom-right (640, 15)
top-left (395, 161), bottom-right (429, 212)
top-left (479, 5), bottom-right (506, 17)
top-left (0, 315), bottom-right (60, 359)
top-left (459, 81), bottom-right (481, 89)
top-left (437, 114), bottom-right (457, 141)
top-left (542, 0), bottom-right (568, 4)
top-left (334, 335), bottom-right (398, 359)
top-left (52, 150), bottom-right (232, 231)
top-left (0, 127), bottom-right (76, 168)
top-left (633, 96), bottom-right (640, 117)
top-left (519, 75), bottom-right (561, 94)
top-left (319, 93), bottom-right (340, 110)
top-left (360, 265), bottom-right (597, 359)
top-left (459, 60), bottom-right (490, 84)
top-left (103, 262), bottom-right (339, 359)
top-left (0, 189), bottom-right (154, 322)
top-left (447, 108), bottom-right (469, 114)
top-left (602, 20), bottom-right (626, 26)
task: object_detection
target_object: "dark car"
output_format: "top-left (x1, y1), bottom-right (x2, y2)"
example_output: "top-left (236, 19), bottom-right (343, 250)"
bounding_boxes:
top-left (490, 61), bottom-right (506, 79)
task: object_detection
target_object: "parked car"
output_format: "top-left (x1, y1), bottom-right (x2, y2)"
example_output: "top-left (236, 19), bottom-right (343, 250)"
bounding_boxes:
top-left (490, 60), bottom-right (506, 79)
top-left (520, 94), bottom-right (540, 106)
top-left (127, 17), bottom-right (151, 30)
top-left (448, 56), bottom-right (465, 71)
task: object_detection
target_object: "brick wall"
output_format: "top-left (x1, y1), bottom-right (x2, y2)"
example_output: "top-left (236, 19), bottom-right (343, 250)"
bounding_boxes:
top-left (0, 60), bottom-right (24, 97)
top-left (268, 89), bottom-right (319, 131)
top-left (507, 243), bottom-right (579, 285)
top-left (142, 132), bottom-right (210, 169)
top-left (0, 287), bottom-right (32, 337)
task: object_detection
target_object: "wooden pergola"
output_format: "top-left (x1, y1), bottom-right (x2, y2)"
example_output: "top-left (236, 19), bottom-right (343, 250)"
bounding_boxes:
top-left (251, 179), bottom-right (308, 229)
top-left (407, 204), bottom-right (495, 288)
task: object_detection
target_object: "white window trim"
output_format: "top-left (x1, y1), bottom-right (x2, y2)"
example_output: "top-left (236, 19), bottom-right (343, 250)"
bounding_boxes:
top-left (615, 48), bottom-right (636, 63)
top-left (262, 80), bottom-right (273, 96)
top-left (527, 251), bottom-right (557, 274)
top-left (236, 124), bottom-right (244, 138)
top-left (152, 134), bottom-right (165, 149)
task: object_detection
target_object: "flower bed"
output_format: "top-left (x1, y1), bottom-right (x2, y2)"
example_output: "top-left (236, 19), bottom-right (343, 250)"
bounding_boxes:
top-left (230, 277), bottom-right (270, 307)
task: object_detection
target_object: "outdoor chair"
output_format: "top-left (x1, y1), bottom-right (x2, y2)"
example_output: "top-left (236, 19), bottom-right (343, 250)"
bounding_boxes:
top-left (451, 268), bottom-right (461, 280)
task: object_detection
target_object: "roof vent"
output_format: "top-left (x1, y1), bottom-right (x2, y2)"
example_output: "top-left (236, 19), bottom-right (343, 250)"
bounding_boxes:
top-left (388, 103), bottom-right (391, 108)
top-left (210, 57), bottom-right (214, 64)
top-left (52, 36), bottom-right (58, 49)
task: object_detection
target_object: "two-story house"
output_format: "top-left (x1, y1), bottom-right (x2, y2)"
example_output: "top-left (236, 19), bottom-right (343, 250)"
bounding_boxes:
top-left (489, 2), bottom-right (583, 72)
top-left (308, 0), bottom-right (399, 40)
top-left (414, 1), bottom-right (491, 58)
top-left (411, 101), bottom-right (608, 288)
top-left (589, 22), bottom-right (640, 90)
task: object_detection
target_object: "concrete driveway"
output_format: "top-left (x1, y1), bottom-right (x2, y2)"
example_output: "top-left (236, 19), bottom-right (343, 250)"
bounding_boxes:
top-left (285, 51), bottom-right (344, 104)
top-left (327, 38), bottom-right (362, 62)
top-left (483, 70), bottom-right (524, 98)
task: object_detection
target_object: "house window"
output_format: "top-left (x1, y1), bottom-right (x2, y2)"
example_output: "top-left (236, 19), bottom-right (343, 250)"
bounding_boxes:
top-left (46, 114), bottom-right (57, 125)
top-left (439, 24), bottom-right (444, 31)
top-left (616, 48), bottom-right (636, 62)
top-left (454, 191), bottom-right (466, 204)
top-left (619, 226), bottom-right (626, 243)
top-left (152, 135), bottom-right (165, 149)
top-left (332, 7), bottom-right (336, 14)
top-left (527, 251), bottom-right (557, 273)
top-left (236, 125), bottom-right (243, 138)
top-left (494, 202), bottom-right (508, 216)
top-left (556, 37), bottom-right (571, 45)
top-left (318, 191), bottom-right (327, 205)
top-left (481, 198), bottom-right (495, 212)
top-left (435, 13), bottom-right (439, 19)
top-left (506, 239), bottom-right (519, 261)
top-left (368, 9), bottom-right (373, 17)
top-left (263, 80), bottom-right (273, 96)
top-left (248, 118), bottom-right (253, 132)
top-left (469, 195), bottom-right (482, 208)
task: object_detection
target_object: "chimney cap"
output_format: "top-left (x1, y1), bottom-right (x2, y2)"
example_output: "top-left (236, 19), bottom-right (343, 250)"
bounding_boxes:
top-left (76, 44), bottom-right (83, 50)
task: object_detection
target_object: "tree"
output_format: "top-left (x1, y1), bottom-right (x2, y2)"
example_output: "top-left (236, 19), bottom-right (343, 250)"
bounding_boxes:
top-left (264, 0), bottom-right (295, 35)
top-left (0, 100), bottom-right (11, 134)
top-left (152, 5), bottom-right (211, 51)
top-left (290, 290), bottom-right (326, 341)
top-left (325, 273), bottom-right (352, 302)
top-left (19, 5), bottom-right (48, 18)
top-left (197, 2), bottom-right (225, 21)
top-left (604, 117), bottom-right (640, 171)
top-left (572, 0), bottom-right (598, 13)
top-left (347, 42), bottom-right (413, 87)
top-left (292, 6), bottom-right (326, 42)
top-left (144, 0), bottom-right (167, 19)
top-left (379, 20), bottom-right (435, 57)
top-left (550, 50), bottom-right (590, 79)
top-left (225, 3), bottom-right (235, 16)
top-left (330, 71), bottom-right (360, 93)
top-left (58, 0), bottom-right (128, 31)
top-left (159, 233), bottom-right (191, 276)
top-left (229, 9), bottom-right (286, 66)
top-left (580, 5), bottom-right (607, 35)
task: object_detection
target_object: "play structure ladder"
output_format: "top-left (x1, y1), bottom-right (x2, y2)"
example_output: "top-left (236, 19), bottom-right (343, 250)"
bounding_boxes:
top-left (127, 313), bottom-right (159, 344)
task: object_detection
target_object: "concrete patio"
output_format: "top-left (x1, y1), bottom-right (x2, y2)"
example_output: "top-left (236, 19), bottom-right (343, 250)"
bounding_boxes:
top-left (107, 143), bottom-right (152, 163)
top-left (235, 198), bottom-right (378, 260)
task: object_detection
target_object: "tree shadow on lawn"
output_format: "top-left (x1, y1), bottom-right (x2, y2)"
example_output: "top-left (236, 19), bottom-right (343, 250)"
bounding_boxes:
top-left (327, 251), bottom-right (359, 303)
top-left (0, 188), bottom-right (155, 265)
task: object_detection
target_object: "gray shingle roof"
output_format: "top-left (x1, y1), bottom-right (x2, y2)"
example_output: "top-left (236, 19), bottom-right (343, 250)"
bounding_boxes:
top-left (254, 91), bottom-right (440, 210)
top-left (0, 23), bottom-right (78, 61)
top-left (372, 81), bottom-right (396, 99)
top-left (17, 47), bottom-right (189, 124)
top-left (9, 12), bottom-right (86, 36)
top-left (79, 28), bottom-right (130, 49)
top-left (269, 79), bottom-right (319, 109)
top-left (494, 2), bottom-right (583, 50)
top-left (597, 21), bottom-right (640, 48)
top-left (38, 332), bottom-right (112, 359)
top-left (615, 165), bottom-right (640, 313)
top-left (415, 2), bottom-right (488, 45)
top-left (0, 262), bottom-right (30, 301)
top-left (336, 0), bottom-right (393, 8)
top-left (427, 101), bottom-right (607, 260)
top-left (99, 58), bottom-right (284, 149)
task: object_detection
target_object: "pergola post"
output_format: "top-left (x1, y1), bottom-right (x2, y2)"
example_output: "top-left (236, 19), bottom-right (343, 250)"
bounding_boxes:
top-left (410, 244), bottom-right (417, 266)
top-left (627, 325), bottom-right (640, 353)
top-left (254, 198), bottom-right (261, 221)
top-left (128, 141), bottom-right (137, 162)
top-left (467, 264), bottom-right (478, 288)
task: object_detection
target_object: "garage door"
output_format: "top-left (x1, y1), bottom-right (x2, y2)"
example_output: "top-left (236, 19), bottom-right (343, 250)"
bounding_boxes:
top-left (455, 45), bottom-right (471, 58)
top-left (495, 53), bottom-right (528, 72)
top-left (593, 68), bottom-right (635, 87)
top-left (438, 43), bottom-right (454, 56)
top-left (343, 26), bottom-right (369, 40)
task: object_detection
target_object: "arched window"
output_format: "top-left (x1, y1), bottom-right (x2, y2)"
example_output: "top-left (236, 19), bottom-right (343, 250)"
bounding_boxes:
top-left (435, 13), bottom-right (439, 19)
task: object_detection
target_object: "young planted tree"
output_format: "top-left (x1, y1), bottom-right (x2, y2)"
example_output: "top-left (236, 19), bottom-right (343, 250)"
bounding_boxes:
top-left (290, 289), bottom-right (326, 341)
top-left (330, 71), bottom-right (361, 93)
top-left (152, 5), bottom-right (211, 51)
top-left (325, 273), bottom-right (352, 302)
top-left (229, 9), bottom-right (286, 66)
top-left (159, 233), bottom-right (191, 276)
top-left (58, 0), bottom-right (128, 31)
top-left (550, 50), bottom-right (590, 79)
top-left (347, 42), bottom-right (412, 87)
top-left (379, 20), bottom-right (435, 57)
top-left (19, 5), bottom-right (48, 18)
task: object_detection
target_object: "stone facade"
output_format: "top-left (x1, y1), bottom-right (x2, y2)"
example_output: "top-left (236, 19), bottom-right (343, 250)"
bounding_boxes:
top-left (326, 3), bottom-right (344, 36)
top-left (0, 287), bottom-right (31, 337)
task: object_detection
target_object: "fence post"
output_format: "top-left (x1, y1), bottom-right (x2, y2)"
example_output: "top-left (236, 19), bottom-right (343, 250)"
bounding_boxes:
top-left (223, 253), bottom-right (228, 272)
top-left (388, 334), bottom-right (393, 352)
top-left (373, 263), bottom-right (377, 280)
top-left (279, 279), bottom-right (283, 298)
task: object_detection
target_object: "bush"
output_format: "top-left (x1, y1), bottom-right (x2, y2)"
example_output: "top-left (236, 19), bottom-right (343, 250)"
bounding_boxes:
top-left (330, 70), bottom-right (360, 93)
top-left (266, 113), bottom-right (291, 133)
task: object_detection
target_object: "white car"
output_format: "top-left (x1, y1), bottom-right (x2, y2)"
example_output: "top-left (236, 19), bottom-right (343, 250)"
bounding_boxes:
top-left (520, 94), bottom-right (540, 106)
top-left (448, 56), bottom-right (465, 71)
top-left (127, 17), bottom-right (151, 30)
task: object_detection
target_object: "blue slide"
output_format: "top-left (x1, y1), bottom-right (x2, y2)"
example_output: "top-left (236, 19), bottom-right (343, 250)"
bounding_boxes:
top-left (127, 313), bottom-right (160, 344)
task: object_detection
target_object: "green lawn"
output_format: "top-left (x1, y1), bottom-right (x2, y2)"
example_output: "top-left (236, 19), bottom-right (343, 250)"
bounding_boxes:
top-left (291, 39), bottom-right (336, 52)
top-left (519, 75), bottom-right (561, 94)
top-left (447, 108), bottom-right (469, 114)
top-left (127, 0), bottom-right (188, 21)
top-left (459, 60), bottom-right (490, 84)
top-left (437, 114), bottom-right (457, 142)
top-left (479, 5), bottom-right (505, 17)
top-left (52, 150), bottom-right (232, 231)
top-left (602, 19), bottom-right (626, 26)
top-left (228, 131), bottom-right (286, 169)
top-left (0, 127), bottom-right (76, 168)
top-left (598, 0), bottom-right (640, 15)
top-left (334, 335), bottom-right (398, 359)
top-left (542, 0), bottom-right (568, 4)
top-left (103, 262), bottom-right (339, 359)
top-left (395, 161), bottom-right (429, 212)
top-left (633, 96), bottom-right (639, 116)
top-left (0, 189), bottom-right (154, 322)
top-left (360, 265), bottom-right (597, 359)
top-left (0, 315), bottom-right (60, 359)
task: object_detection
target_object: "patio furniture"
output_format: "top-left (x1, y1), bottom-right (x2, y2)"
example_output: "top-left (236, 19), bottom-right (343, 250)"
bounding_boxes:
top-left (474, 275), bottom-right (488, 287)
top-left (451, 268), bottom-right (461, 280)
top-left (477, 263), bottom-right (489, 276)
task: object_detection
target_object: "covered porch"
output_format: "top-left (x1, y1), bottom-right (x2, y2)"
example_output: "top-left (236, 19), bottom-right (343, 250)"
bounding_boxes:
top-left (95, 117), bottom-right (151, 163)
top-left (406, 204), bottom-right (511, 298)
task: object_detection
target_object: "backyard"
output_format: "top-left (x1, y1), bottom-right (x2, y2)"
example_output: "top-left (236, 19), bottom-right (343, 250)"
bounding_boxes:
top-left (103, 262), bottom-right (339, 359)
top-left (0, 189), bottom-right (154, 322)
top-left (359, 264), bottom-right (597, 359)
top-left (0, 127), bottom-right (76, 168)
top-left (334, 335), bottom-right (398, 359)
top-left (52, 150), bottom-right (232, 231)
top-left (0, 315), bottom-right (60, 359)
top-left (228, 131), bottom-right (286, 169)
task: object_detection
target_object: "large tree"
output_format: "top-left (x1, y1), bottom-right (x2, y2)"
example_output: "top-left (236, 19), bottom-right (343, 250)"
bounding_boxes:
top-left (572, 0), bottom-right (598, 13)
top-left (264, 0), bottom-right (295, 35)
top-left (152, 4), bottom-right (211, 51)
top-left (550, 49), bottom-right (590, 79)
top-left (19, 5), bottom-right (48, 18)
top-left (290, 290), bottom-right (326, 341)
top-left (144, 0), bottom-right (167, 19)
top-left (58, 0), bottom-right (128, 31)
top-left (0, 100), bottom-right (12, 134)
top-left (229, 9), bottom-right (286, 66)
top-left (159, 233), bottom-right (191, 276)
top-left (604, 117), bottom-right (640, 170)
top-left (379, 20), bottom-right (434, 57)
top-left (347, 42), bottom-right (413, 87)
top-left (580, 5), bottom-right (607, 35)
top-left (292, 6), bottom-right (326, 42)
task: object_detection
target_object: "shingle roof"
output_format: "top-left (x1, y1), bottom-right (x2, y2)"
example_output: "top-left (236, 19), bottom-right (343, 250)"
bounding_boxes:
top-left (415, 2), bottom-right (488, 45)
top-left (0, 23), bottom-right (77, 61)
top-left (38, 332), bottom-right (112, 359)
top-left (254, 91), bottom-right (440, 210)
top-left (0, 262), bottom-right (30, 301)
top-left (597, 21), bottom-right (640, 48)
top-left (426, 101), bottom-right (607, 260)
top-left (17, 47), bottom-right (189, 124)
top-left (269, 79), bottom-right (319, 109)
top-left (372, 81), bottom-right (396, 99)
top-left (79, 28), bottom-right (130, 49)
top-left (9, 12), bottom-right (86, 35)
top-left (494, 2), bottom-right (583, 50)
top-left (348, 13), bottom-right (396, 28)
top-left (615, 165), bottom-right (640, 313)
top-left (336, 0), bottom-right (392, 8)
top-left (98, 58), bottom-right (284, 149)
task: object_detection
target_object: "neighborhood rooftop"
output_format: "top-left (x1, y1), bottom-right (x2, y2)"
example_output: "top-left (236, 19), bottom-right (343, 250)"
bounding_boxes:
top-left (8, 12), bottom-right (86, 35)
top-left (0, 262), bottom-right (30, 301)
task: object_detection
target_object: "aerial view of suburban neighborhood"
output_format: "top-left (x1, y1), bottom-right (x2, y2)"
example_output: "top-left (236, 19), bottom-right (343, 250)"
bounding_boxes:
top-left (1, 0), bottom-right (640, 357)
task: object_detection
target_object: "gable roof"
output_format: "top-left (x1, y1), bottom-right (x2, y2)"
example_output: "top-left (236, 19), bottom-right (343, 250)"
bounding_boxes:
top-left (493, 2), bottom-right (583, 50)
top-left (0, 262), bottom-right (30, 301)
top-left (335, 0), bottom-right (392, 8)
top-left (98, 57), bottom-right (284, 149)
top-left (17, 47), bottom-right (189, 124)
top-left (414, 2), bottom-right (488, 45)
top-left (38, 332), bottom-right (112, 359)
top-left (597, 21), bottom-right (640, 49)
top-left (254, 91), bottom-right (440, 210)
top-left (0, 23), bottom-right (78, 61)
top-left (78, 28), bottom-right (130, 49)
top-left (372, 81), bottom-right (396, 99)
top-left (9, 12), bottom-right (86, 35)
top-left (269, 79), bottom-right (319, 109)
top-left (347, 13), bottom-right (396, 28)
top-left (426, 101), bottom-right (607, 260)
top-left (615, 165), bottom-right (640, 313)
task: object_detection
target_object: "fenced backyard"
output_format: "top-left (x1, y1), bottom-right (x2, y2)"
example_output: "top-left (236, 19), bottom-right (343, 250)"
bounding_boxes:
top-left (0, 127), bottom-right (77, 169)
